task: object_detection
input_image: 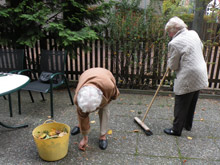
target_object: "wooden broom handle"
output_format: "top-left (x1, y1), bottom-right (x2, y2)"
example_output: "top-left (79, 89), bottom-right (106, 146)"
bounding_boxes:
top-left (141, 68), bottom-right (170, 122)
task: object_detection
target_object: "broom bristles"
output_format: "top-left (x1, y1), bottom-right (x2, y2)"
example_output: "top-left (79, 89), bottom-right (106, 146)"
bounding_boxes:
top-left (134, 117), bottom-right (153, 136)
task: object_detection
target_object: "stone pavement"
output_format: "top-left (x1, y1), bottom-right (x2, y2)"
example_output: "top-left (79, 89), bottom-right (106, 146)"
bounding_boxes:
top-left (0, 88), bottom-right (220, 165)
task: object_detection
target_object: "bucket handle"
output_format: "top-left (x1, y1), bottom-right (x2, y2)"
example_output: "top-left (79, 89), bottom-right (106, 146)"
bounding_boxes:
top-left (43, 119), bottom-right (56, 124)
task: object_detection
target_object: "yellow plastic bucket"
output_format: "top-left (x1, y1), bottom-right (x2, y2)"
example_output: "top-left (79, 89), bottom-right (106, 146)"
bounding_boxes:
top-left (32, 119), bottom-right (70, 161)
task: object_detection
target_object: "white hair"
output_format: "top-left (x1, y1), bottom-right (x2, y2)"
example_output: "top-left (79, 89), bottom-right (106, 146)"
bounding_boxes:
top-left (77, 86), bottom-right (103, 113)
top-left (165, 16), bottom-right (188, 33)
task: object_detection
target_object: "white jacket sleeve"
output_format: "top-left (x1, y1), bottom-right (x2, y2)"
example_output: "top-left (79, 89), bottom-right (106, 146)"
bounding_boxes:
top-left (167, 44), bottom-right (182, 71)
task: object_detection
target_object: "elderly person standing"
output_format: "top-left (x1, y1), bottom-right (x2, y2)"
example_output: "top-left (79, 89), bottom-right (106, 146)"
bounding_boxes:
top-left (71, 68), bottom-right (119, 150)
top-left (164, 16), bottom-right (208, 136)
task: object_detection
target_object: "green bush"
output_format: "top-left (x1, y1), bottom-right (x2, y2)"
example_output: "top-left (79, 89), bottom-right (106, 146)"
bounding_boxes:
top-left (0, 0), bottom-right (113, 53)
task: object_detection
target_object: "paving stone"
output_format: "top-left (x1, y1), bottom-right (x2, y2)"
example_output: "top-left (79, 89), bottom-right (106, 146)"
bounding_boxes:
top-left (178, 137), bottom-right (220, 160)
top-left (180, 159), bottom-right (220, 165)
top-left (137, 134), bottom-right (179, 157)
top-left (136, 156), bottom-right (182, 165)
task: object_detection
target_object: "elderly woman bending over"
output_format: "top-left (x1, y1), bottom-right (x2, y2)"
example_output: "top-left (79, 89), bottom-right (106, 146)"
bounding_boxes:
top-left (71, 68), bottom-right (119, 150)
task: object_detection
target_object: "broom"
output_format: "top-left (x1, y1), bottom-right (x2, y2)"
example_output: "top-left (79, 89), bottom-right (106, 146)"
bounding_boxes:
top-left (134, 68), bottom-right (170, 136)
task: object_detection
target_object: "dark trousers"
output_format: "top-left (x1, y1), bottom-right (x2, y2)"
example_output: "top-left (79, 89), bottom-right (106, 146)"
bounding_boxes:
top-left (173, 90), bottom-right (200, 134)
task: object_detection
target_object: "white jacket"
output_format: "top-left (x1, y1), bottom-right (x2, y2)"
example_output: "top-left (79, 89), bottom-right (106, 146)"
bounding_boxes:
top-left (168, 28), bottom-right (208, 95)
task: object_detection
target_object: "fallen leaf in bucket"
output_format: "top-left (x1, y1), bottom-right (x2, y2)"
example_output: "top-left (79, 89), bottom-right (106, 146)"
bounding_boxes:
top-left (49, 129), bottom-right (56, 136)
top-left (107, 129), bottom-right (113, 135)
top-left (39, 133), bottom-right (47, 139)
top-left (56, 130), bottom-right (61, 134)
top-left (90, 120), bottom-right (96, 124)
top-left (187, 136), bottom-right (193, 140)
top-left (37, 128), bottom-right (68, 139)
top-left (50, 135), bottom-right (59, 138)
top-left (59, 132), bottom-right (67, 137)
top-left (44, 135), bottom-right (51, 140)
top-left (133, 129), bottom-right (140, 133)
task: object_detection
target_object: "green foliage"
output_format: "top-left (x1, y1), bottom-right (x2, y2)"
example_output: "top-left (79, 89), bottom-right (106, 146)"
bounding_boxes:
top-left (105, 0), bottom-right (168, 46)
top-left (0, 0), bottom-right (113, 53)
top-left (163, 0), bottom-right (194, 16)
top-left (102, 0), bottom-right (169, 86)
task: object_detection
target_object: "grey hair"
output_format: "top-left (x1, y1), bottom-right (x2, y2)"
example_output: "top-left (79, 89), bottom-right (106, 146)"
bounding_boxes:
top-left (165, 16), bottom-right (188, 33)
top-left (77, 86), bottom-right (103, 113)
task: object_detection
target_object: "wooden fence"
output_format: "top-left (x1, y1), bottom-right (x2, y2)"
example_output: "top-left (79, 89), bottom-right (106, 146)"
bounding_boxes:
top-left (21, 37), bottom-right (220, 90)
top-left (1, 27), bottom-right (220, 90)
top-left (202, 23), bottom-right (220, 89)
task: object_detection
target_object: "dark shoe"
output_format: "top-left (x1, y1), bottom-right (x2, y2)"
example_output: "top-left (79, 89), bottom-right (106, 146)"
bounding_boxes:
top-left (99, 139), bottom-right (108, 150)
top-left (184, 127), bottom-right (191, 131)
top-left (164, 128), bottom-right (181, 136)
top-left (71, 126), bottom-right (80, 135)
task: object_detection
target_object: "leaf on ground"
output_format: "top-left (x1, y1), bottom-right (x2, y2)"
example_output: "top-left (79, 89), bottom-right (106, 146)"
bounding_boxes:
top-left (202, 108), bottom-right (206, 111)
top-left (200, 118), bottom-right (204, 121)
top-left (47, 116), bottom-right (51, 119)
top-left (107, 129), bottom-right (113, 135)
top-left (120, 98), bottom-right (123, 101)
top-left (187, 136), bottom-right (193, 140)
top-left (171, 97), bottom-right (174, 100)
top-left (183, 159), bottom-right (187, 163)
top-left (122, 136), bottom-right (126, 140)
top-left (146, 104), bottom-right (148, 106)
top-left (74, 142), bottom-right (78, 145)
top-left (133, 129), bottom-right (140, 133)
top-left (90, 120), bottom-right (96, 124)
top-left (130, 110), bottom-right (135, 113)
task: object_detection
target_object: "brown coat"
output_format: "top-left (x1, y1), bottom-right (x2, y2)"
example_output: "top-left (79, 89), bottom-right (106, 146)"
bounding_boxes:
top-left (74, 68), bottom-right (120, 135)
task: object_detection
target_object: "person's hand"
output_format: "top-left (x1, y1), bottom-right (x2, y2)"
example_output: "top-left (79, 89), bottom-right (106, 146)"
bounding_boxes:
top-left (78, 136), bottom-right (88, 151)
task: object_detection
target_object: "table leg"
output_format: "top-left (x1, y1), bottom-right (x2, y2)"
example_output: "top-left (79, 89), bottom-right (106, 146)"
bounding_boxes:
top-left (0, 122), bottom-right (28, 129)
top-left (8, 94), bottom-right (13, 117)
